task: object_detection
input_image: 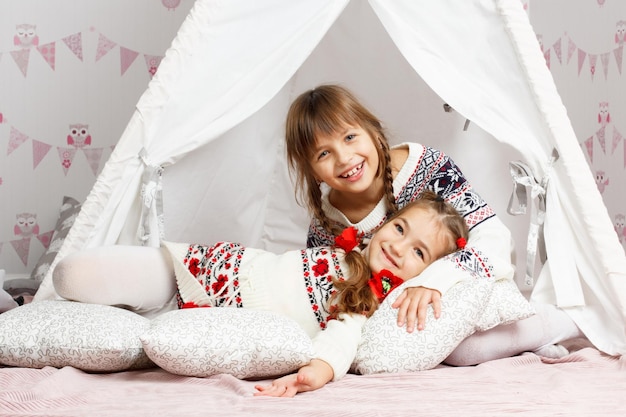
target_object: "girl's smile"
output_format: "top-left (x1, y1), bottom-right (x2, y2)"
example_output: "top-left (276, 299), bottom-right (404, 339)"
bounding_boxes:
top-left (310, 125), bottom-right (380, 196)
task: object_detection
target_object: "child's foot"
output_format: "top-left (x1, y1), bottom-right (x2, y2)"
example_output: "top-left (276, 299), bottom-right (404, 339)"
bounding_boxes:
top-left (533, 344), bottom-right (569, 359)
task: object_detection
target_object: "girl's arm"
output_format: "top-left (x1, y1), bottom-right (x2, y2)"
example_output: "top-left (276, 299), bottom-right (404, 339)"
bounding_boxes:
top-left (254, 313), bottom-right (366, 397)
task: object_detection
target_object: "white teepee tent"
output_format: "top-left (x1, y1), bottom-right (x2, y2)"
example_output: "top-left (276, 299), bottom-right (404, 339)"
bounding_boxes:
top-left (34, 0), bottom-right (626, 355)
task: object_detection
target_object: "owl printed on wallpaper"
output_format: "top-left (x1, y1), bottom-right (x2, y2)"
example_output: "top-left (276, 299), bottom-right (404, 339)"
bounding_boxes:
top-left (161, 0), bottom-right (181, 11)
top-left (616, 21), bottom-right (626, 46)
top-left (14, 212), bottom-right (39, 239)
top-left (14, 24), bottom-right (39, 49)
top-left (598, 102), bottom-right (611, 127)
top-left (67, 124), bottom-right (92, 148)
top-left (615, 214), bottom-right (626, 244)
top-left (595, 170), bottom-right (609, 194)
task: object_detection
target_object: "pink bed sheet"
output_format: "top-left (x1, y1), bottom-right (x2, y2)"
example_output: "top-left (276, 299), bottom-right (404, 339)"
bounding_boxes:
top-left (1, 347), bottom-right (624, 417)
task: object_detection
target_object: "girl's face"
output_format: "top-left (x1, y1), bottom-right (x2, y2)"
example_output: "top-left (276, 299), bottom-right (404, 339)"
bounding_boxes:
top-left (365, 206), bottom-right (453, 280)
top-left (309, 124), bottom-right (380, 195)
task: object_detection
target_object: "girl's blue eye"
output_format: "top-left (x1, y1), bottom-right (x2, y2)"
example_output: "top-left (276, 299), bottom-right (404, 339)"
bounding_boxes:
top-left (317, 150), bottom-right (329, 160)
top-left (395, 224), bottom-right (403, 234)
top-left (345, 134), bottom-right (355, 142)
top-left (414, 248), bottom-right (424, 259)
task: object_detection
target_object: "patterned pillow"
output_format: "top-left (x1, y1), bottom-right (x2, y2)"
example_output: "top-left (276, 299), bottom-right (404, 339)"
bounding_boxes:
top-left (475, 279), bottom-right (535, 331)
top-left (30, 196), bottom-right (81, 282)
top-left (0, 300), bottom-right (153, 371)
top-left (140, 307), bottom-right (314, 379)
top-left (353, 279), bottom-right (491, 374)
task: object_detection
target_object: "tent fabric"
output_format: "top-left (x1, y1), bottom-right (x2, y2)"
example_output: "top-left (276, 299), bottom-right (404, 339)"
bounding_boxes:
top-left (34, 0), bottom-right (626, 355)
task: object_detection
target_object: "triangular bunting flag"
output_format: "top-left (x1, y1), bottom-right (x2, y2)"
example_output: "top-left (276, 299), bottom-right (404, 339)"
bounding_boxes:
top-left (577, 48), bottom-right (586, 75)
top-left (10, 237), bottom-right (31, 266)
top-left (10, 49), bottom-right (30, 77)
top-left (95, 33), bottom-right (116, 62)
top-left (600, 52), bottom-right (610, 79)
top-left (567, 35), bottom-right (576, 64)
top-left (613, 45), bottom-right (623, 74)
top-left (552, 37), bottom-right (562, 64)
top-left (36, 42), bottom-right (56, 70)
top-left (82, 147), bottom-right (103, 176)
top-left (8, 126), bottom-right (29, 155)
top-left (612, 127), bottom-right (623, 155)
top-left (144, 54), bottom-right (163, 78)
top-left (62, 32), bottom-right (83, 61)
top-left (584, 136), bottom-right (593, 162)
top-left (32, 139), bottom-right (52, 169)
top-left (57, 147), bottom-right (77, 175)
top-left (36, 230), bottom-right (54, 249)
top-left (120, 47), bottom-right (139, 75)
top-left (589, 54), bottom-right (597, 80)
top-left (596, 126), bottom-right (606, 154)
top-left (544, 49), bottom-right (551, 69)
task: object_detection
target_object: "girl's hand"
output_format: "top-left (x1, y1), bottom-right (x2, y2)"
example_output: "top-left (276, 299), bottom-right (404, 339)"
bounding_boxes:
top-left (392, 286), bottom-right (441, 332)
top-left (253, 359), bottom-right (333, 397)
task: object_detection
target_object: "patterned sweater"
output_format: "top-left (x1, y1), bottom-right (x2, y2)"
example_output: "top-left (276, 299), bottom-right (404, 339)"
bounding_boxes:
top-left (163, 240), bottom-right (366, 381)
top-left (307, 142), bottom-right (515, 294)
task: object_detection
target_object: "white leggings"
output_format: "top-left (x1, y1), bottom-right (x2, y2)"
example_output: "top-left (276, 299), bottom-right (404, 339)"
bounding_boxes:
top-left (445, 301), bottom-right (584, 366)
top-left (52, 245), bottom-right (178, 318)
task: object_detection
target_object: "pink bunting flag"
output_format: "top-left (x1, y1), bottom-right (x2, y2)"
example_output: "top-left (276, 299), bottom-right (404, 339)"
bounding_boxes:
top-left (8, 126), bottom-right (29, 155)
top-left (120, 47), bottom-right (139, 75)
top-left (144, 54), bottom-right (163, 78)
top-left (57, 147), bottom-right (76, 175)
top-left (600, 52), bottom-right (610, 79)
top-left (567, 36), bottom-right (576, 64)
top-left (62, 32), bottom-right (83, 61)
top-left (544, 50), bottom-right (551, 68)
top-left (96, 33), bottom-right (116, 62)
top-left (82, 148), bottom-right (103, 176)
top-left (37, 42), bottom-right (56, 70)
top-left (589, 54), bottom-right (597, 80)
top-left (32, 139), bottom-right (52, 169)
top-left (36, 230), bottom-right (54, 249)
top-left (552, 38), bottom-right (562, 64)
top-left (10, 238), bottom-right (31, 266)
top-left (577, 48), bottom-right (586, 75)
top-left (584, 136), bottom-right (593, 162)
top-left (10, 49), bottom-right (30, 77)
top-left (613, 45), bottom-right (623, 74)
top-left (612, 127), bottom-right (623, 155)
top-left (596, 126), bottom-right (606, 154)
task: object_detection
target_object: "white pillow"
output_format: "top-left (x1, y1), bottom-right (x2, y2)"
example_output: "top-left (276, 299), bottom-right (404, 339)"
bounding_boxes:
top-left (353, 279), bottom-right (495, 374)
top-left (140, 307), bottom-right (314, 379)
top-left (475, 279), bottom-right (535, 331)
top-left (0, 300), bottom-right (153, 371)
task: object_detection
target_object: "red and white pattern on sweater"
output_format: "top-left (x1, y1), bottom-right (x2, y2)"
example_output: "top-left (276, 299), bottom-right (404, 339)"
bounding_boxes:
top-left (447, 247), bottom-right (494, 280)
top-left (300, 246), bottom-right (346, 330)
top-left (176, 242), bottom-right (245, 309)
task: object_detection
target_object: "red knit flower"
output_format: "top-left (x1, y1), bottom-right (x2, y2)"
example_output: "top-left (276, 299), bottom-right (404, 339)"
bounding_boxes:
top-left (368, 269), bottom-right (404, 302)
top-left (334, 226), bottom-right (360, 252)
top-left (456, 237), bottom-right (467, 249)
top-left (312, 258), bottom-right (329, 276)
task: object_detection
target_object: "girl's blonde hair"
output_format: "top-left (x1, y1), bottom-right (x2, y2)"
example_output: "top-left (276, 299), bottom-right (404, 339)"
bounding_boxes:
top-left (330, 190), bottom-right (469, 319)
top-left (285, 84), bottom-right (397, 236)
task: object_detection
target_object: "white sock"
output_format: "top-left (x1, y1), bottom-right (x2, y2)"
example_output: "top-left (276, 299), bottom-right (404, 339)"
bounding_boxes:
top-left (445, 301), bottom-right (583, 366)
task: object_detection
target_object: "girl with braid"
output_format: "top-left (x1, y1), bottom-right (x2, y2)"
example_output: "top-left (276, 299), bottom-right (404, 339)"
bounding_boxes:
top-left (53, 192), bottom-right (469, 397)
top-left (285, 84), bottom-right (584, 365)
